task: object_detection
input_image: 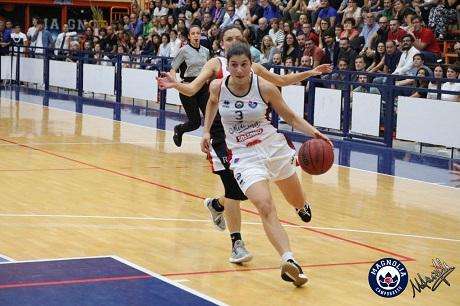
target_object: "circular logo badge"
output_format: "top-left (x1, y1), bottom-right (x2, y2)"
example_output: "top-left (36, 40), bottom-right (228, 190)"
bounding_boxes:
top-left (368, 258), bottom-right (408, 298)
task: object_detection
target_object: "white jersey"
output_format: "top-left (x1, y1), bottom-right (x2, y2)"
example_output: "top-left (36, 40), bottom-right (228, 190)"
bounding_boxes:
top-left (218, 73), bottom-right (277, 149)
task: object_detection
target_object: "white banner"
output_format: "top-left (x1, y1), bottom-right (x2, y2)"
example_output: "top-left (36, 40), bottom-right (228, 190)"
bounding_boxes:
top-left (281, 85), bottom-right (305, 121)
top-left (122, 68), bottom-right (157, 101)
top-left (49, 60), bottom-right (77, 89)
top-left (83, 64), bottom-right (115, 95)
top-left (314, 87), bottom-right (342, 130)
top-left (351, 92), bottom-right (381, 136)
top-left (1, 56), bottom-right (16, 80)
top-left (166, 88), bottom-right (182, 106)
top-left (20, 57), bottom-right (44, 84)
top-left (397, 96), bottom-right (460, 147)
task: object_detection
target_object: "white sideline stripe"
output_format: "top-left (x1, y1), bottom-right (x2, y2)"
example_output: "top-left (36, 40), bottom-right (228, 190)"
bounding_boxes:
top-left (0, 141), bottom-right (200, 146)
top-left (3, 98), bottom-right (458, 190)
top-left (0, 253), bottom-right (15, 262)
top-left (0, 213), bottom-right (458, 243)
top-left (112, 256), bottom-right (227, 306)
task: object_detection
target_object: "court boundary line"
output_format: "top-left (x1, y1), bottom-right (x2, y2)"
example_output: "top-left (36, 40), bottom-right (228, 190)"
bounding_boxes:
top-left (111, 255), bottom-right (228, 306)
top-left (0, 137), bottom-right (415, 261)
top-left (0, 254), bottom-right (14, 262)
top-left (0, 213), bottom-right (458, 243)
top-left (4, 98), bottom-right (458, 190)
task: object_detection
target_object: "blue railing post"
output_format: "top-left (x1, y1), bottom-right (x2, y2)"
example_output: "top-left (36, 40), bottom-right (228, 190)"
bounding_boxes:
top-left (15, 47), bottom-right (20, 84)
top-left (156, 58), bottom-right (167, 130)
top-left (306, 80), bottom-right (316, 124)
top-left (383, 76), bottom-right (395, 147)
top-left (114, 54), bottom-right (122, 121)
top-left (270, 65), bottom-right (281, 128)
top-left (342, 72), bottom-right (351, 139)
top-left (76, 52), bottom-right (84, 114)
top-left (43, 48), bottom-right (50, 92)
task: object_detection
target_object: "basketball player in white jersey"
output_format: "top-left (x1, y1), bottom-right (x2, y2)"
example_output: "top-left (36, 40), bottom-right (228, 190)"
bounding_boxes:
top-left (157, 25), bottom-right (332, 264)
top-left (202, 42), bottom-right (332, 286)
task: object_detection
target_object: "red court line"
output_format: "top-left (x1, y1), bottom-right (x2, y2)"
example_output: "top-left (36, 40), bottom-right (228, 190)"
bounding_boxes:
top-left (0, 167), bottom-right (96, 172)
top-left (0, 275), bottom-right (151, 289)
top-left (0, 137), bottom-right (415, 262)
top-left (163, 260), bottom-right (379, 277)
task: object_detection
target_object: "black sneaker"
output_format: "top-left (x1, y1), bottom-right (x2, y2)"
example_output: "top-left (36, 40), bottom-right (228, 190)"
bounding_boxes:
top-left (296, 203), bottom-right (312, 223)
top-left (173, 125), bottom-right (183, 147)
top-left (281, 259), bottom-right (308, 287)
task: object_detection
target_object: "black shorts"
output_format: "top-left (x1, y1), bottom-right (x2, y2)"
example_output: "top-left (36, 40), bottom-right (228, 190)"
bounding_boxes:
top-left (215, 168), bottom-right (247, 201)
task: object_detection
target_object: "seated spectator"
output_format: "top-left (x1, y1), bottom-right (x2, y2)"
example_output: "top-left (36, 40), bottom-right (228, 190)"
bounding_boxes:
top-left (304, 38), bottom-right (326, 68)
top-left (212, 0), bottom-right (226, 25)
top-left (301, 23), bottom-right (320, 46)
top-left (337, 37), bottom-right (357, 66)
top-left (247, 0), bottom-right (264, 25)
top-left (360, 12), bottom-right (379, 48)
top-left (353, 73), bottom-right (381, 94)
top-left (392, 34), bottom-right (419, 76)
top-left (300, 55), bottom-right (313, 67)
top-left (408, 16), bottom-right (441, 64)
top-left (395, 53), bottom-right (432, 86)
top-left (321, 30), bottom-right (340, 67)
top-left (428, 0), bottom-right (458, 39)
top-left (281, 33), bottom-right (301, 65)
top-left (158, 33), bottom-right (171, 57)
top-left (365, 41), bottom-right (386, 72)
top-left (255, 17), bottom-right (270, 49)
top-left (387, 19), bottom-right (406, 46)
top-left (331, 58), bottom-right (349, 90)
top-left (315, 0), bottom-right (338, 31)
top-left (441, 66), bottom-right (460, 102)
top-left (454, 42), bottom-right (460, 67)
top-left (410, 67), bottom-right (430, 98)
top-left (354, 55), bottom-right (367, 72)
top-left (340, 18), bottom-right (360, 41)
top-left (260, 35), bottom-right (277, 64)
top-left (383, 40), bottom-right (401, 74)
top-left (269, 18), bottom-right (285, 47)
top-left (341, 0), bottom-right (362, 25)
top-left (272, 51), bottom-right (283, 66)
top-left (426, 65), bottom-right (444, 100)
top-left (260, 0), bottom-right (282, 21)
top-left (393, 0), bottom-right (415, 25)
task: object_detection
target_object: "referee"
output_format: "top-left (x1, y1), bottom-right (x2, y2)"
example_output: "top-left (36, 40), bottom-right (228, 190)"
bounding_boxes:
top-left (170, 25), bottom-right (210, 147)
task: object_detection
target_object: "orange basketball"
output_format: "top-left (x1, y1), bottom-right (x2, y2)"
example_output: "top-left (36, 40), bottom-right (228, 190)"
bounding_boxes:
top-left (298, 139), bottom-right (334, 175)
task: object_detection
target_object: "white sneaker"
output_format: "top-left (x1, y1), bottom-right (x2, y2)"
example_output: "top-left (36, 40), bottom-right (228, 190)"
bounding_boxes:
top-left (204, 198), bottom-right (226, 231)
top-left (229, 240), bottom-right (253, 264)
top-left (281, 260), bottom-right (308, 287)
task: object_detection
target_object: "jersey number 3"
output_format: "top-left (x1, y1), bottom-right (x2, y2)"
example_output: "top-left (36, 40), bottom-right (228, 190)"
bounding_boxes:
top-left (235, 110), bottom-right (243, 121)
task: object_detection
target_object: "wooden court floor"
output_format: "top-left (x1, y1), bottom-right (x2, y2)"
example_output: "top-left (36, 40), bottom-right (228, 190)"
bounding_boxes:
top-left (0, 98), bottom-right (459, 305)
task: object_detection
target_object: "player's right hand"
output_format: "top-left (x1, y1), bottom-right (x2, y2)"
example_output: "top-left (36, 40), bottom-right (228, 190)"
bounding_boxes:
top-left (156, 72), bottom-right (176, 90)
top-left (201, 132), bottom-right (211, 154)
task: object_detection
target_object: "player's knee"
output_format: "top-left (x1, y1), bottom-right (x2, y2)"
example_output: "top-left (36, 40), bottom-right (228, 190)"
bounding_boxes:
top-left (254, 199), bottom-right (275, 219)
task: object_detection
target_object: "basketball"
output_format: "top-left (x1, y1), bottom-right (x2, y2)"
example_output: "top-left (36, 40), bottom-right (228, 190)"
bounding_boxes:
top-left (298, 139), bottom-right (334, 175)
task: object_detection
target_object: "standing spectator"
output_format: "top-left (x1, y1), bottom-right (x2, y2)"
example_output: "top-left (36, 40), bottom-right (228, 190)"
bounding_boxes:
top-left (30, 19), bottom-right (53, 56)
top-left (409, 16), bottom-right (441, 64)
top-left (360, 12), bottom-right (379, 48)
top-left (10, 25), bottom-right (27, 54)
top-left (54, 24), bottom-right (76, 57)
top-left (0, 21), bottom-right (11, 55)
top-left (392, 34), bottom-right (419, 75)
top-left (27, 17), bottom-right (38, 44)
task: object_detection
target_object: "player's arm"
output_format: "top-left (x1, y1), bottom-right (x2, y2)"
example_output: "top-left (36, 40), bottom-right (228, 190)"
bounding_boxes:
top-left (260, 79), bottom-right (333, 147)
top-left (201, 79), bottom-right (221, 153)
top-left (157, 58), bottom-right (218, 96)
top-left (251, 62), bottom-right (332, 87)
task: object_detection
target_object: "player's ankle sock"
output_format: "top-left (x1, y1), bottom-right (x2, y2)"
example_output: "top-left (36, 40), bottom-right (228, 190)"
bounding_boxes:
top-left (230, 232), bottom-right (242, 247)
top-left (281, 251), bottom-right (295, 263)
top-left (211, 198), bottom-right (224, 212)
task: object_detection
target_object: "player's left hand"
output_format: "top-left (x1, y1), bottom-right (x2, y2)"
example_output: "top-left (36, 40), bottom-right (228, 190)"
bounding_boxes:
top-left (312, 64), bottom-right (332, 75)
top-left (201, 132), bottom-right (211, 154)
